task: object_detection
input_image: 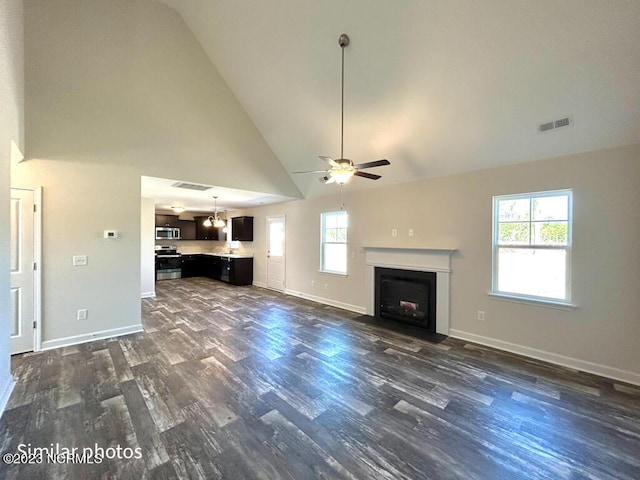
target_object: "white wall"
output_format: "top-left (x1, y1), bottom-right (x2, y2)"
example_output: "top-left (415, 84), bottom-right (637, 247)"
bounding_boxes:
top-left (0, 0), bottom-right (24, 411)
top-left (140, 197), bottom-right (156, 297)
top-left (237, 144), bottom-right (640, 384)
top-left (12, 0), bottom-right (300, 345)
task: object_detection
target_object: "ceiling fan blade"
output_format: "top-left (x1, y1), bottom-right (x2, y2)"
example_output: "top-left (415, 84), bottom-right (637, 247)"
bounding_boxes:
top-left (319, 155), bottom-right (339, 167)
top-left (354, 171), bottom-right (382, 180)
top-left (353, 159), bottom-right (390, 169)
top-left (293, 169), bottom-right (330, 174)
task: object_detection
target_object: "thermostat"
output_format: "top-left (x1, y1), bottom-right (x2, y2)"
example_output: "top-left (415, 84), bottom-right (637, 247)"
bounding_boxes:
top-left (104, 230), bottom-right (118, 239)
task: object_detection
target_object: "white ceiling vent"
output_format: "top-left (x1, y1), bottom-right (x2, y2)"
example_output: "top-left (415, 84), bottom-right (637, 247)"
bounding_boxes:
top-left (171, 181), bottom-right (212, 191)
top-left (538, 116), bottom-right (572, 133)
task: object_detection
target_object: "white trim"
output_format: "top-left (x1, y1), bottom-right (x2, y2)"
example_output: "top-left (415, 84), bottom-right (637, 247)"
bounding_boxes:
top-left (0, 376), bottom-right (16, 417)
top-left (141, 292), bottom-right (156, 299)
top-left (492, 189), bottom-right (573, 304)
top-left (33, 187), bottom-right (42, 351)
top-left (284, 288), bottom-right (367, 315)
top-left (318, 269), bottom-right (348, 276)
top-left (253, 282), bottom-right (366, 314)
top-left (449, 329), bottom-right (640, 387)
top-left (488, 292), bottom-right (577, 310)
top-left (41, 324), bottom-right (144, 351)
top-left (10, 186), bottom-right (43, 352)
top-left (266, 214), bottom-right (286, 291)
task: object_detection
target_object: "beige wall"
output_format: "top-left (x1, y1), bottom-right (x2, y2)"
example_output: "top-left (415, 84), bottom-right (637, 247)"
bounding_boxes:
top-left (13, 0), bottom-right (299, 345)
top-left (237, 144), bottom-right (640, 381)
top-left (0, 0), bottom-right (24, 407)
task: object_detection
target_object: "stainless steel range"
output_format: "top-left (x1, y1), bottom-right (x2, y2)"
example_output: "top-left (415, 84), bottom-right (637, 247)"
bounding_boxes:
top-left (155, 245), bottom-right (182, 280)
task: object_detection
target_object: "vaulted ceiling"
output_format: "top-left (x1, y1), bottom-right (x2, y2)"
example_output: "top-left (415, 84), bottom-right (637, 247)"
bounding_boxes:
top-left (160, 0), bottom-right (640, 197)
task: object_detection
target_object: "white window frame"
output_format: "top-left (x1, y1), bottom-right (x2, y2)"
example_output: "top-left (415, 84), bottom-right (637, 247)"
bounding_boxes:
top-left (320, 210), bottom-right (348, 275)
top-left (491, 189), bottom-right (574, 307)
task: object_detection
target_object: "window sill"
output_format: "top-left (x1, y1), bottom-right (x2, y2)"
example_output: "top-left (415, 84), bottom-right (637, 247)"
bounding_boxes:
top-left (488, 292), bottom-right (577, 311)
top-left (319, 269), bottom-right (348, 277)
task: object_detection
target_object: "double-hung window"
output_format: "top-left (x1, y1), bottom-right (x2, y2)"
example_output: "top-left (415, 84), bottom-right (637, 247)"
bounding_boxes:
top-left (320, 211), bottom-right (348, 274)
top-left (492, 190), bottom-right (572, 303)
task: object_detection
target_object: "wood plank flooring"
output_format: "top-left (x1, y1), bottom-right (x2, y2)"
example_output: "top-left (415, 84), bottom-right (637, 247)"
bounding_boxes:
top-left (1, 277), bottom-right (639, 479)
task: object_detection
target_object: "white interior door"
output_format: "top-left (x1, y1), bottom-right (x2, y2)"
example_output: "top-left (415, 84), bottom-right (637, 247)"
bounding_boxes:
top-left (266, 215), bottom-right (286, 291)
top-left (10, 188), bottom-right (36, 354)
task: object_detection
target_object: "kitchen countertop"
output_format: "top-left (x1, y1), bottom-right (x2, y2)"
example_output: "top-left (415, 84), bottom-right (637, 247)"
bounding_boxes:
top-left (179, 252), bottom-right (254, 259)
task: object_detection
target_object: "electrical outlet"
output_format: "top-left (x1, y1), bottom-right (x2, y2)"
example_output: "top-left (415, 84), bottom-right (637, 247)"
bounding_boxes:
top-left (477, 310), bottom-right (485, 322)
top-left (77, 309), bottom-right (88, 321)
top-left (391, 228), bottom-right (398, 237)
top-left (324, 283), bottom-right (328, 290)
top-left (408, 228), bottom-right (414, 237)
top-left (311, 280), bottom-right (315, 287)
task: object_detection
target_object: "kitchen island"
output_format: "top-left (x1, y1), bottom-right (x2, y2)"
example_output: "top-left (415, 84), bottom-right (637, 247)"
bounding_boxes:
top-left (180, 252), bottom-right (253, 286)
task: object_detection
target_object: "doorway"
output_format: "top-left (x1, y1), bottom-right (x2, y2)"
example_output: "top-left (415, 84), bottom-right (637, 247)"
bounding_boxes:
top-left (266, 215), bottom-right (285, 291)
top-left (10, 188), bottom-right (42, 354)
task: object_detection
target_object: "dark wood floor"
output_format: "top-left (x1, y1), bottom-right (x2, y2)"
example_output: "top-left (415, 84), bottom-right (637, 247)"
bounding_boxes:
top-left (1, 278), bottom-right (639, 479)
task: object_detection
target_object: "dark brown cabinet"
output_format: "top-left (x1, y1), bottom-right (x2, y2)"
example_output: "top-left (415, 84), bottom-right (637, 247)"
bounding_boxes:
top-left (155, 214), bottom-right (180, 228)
top-left (181, 254), bottom-right (201, 277)
top-left (194, 216), bottom-right (226, 241)
top-left (223, 257), bottom-right (253, 285)
top-left (178, 220), bottom-right (196, 240)
top-left (181, 254), bottom-right (251, 285)
top-left (231, 216), bottom-right (254, 241)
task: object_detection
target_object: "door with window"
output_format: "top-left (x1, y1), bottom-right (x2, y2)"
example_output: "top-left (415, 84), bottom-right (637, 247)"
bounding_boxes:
top-left (10, 188), bottom-right (36, 354)
top-left (266, 215), bottom-right (286, 291)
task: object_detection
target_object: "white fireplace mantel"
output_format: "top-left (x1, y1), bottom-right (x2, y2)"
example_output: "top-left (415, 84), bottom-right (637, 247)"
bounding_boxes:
top-left (363, 246), bottom-right (456, 335)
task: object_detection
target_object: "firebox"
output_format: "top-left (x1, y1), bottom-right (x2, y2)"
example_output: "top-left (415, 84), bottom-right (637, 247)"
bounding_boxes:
top-left (374, 267), bottom-right (436, 332)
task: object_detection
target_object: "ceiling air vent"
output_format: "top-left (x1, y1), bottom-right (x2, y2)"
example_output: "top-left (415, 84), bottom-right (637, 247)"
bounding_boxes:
top-left (171, 181), bottom-right (212, 191)
top-left (538, 116), bottom-right (572, 133)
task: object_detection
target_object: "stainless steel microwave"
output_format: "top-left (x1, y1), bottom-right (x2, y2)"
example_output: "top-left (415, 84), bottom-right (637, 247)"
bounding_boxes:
top-left (155, 227), bottom-right (181, 240)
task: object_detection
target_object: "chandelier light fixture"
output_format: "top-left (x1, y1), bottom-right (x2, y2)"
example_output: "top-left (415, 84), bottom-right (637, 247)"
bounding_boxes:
top-left (203, 196), bottom-right (226, 228)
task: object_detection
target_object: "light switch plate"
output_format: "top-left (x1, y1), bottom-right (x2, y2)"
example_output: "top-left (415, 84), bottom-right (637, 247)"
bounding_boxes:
top-left (73, 255), bottom-right (88, 266)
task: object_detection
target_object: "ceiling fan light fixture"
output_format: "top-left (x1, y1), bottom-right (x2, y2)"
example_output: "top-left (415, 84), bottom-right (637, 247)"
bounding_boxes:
top-left (330, 167), bottom-right (355, 184)
top-left (171, 206), bottom-right (186, 213)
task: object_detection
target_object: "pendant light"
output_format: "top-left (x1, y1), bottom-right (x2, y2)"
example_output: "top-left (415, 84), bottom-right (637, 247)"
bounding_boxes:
top-left (203, 196), bottom-right (226, 228)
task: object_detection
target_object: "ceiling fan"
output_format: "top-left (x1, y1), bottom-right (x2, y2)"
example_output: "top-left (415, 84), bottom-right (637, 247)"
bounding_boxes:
top-left (293, 34), bottom-right (390, 185)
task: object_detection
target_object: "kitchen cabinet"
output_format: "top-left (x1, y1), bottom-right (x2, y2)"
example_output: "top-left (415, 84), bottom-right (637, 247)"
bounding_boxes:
top-left (155, 214), bottom-right (180, 228)
top-left (181, 254), bottom-right (201, 278)
top-left (194, 216), bottom-right (226, 241)
top-left (200, 255), bottom-right (221, 280)
top-left (221, 257), bottom-right (253, 286)
top-left (179, 220), bottom-right (196, 240)
top-left (231, 216), bottom-right (254, 241)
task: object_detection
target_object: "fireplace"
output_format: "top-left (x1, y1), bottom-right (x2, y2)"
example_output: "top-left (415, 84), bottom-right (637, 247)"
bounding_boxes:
top-left (364, 246), bottom-right (455, 336)
top-left (375, 267), bottom-right (436, 332)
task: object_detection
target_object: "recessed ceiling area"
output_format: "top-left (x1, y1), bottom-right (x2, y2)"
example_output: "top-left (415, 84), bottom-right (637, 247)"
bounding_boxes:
top-left (141, 175), bottom-right (297, 212)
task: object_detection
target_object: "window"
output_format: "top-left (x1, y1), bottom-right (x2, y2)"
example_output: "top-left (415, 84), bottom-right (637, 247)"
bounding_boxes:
top-left (320, 211), bottom-right (348, 274)
top-left (492, 190), bottom-right (572, 303)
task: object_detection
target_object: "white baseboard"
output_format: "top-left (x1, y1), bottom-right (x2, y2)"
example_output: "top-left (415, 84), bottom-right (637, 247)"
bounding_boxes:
top-left (41, 324), bottom-right (144, 351)
top-left (449, 329), bottom-right (640, 386)
top-left (141, 291), bottom-right (156, 299)
top-left (284, 288), bottom-right (367, 315)
top-left (252, 282), bottom-right (367, 315)
top-left (0, 375), bottom-right (15, 417)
